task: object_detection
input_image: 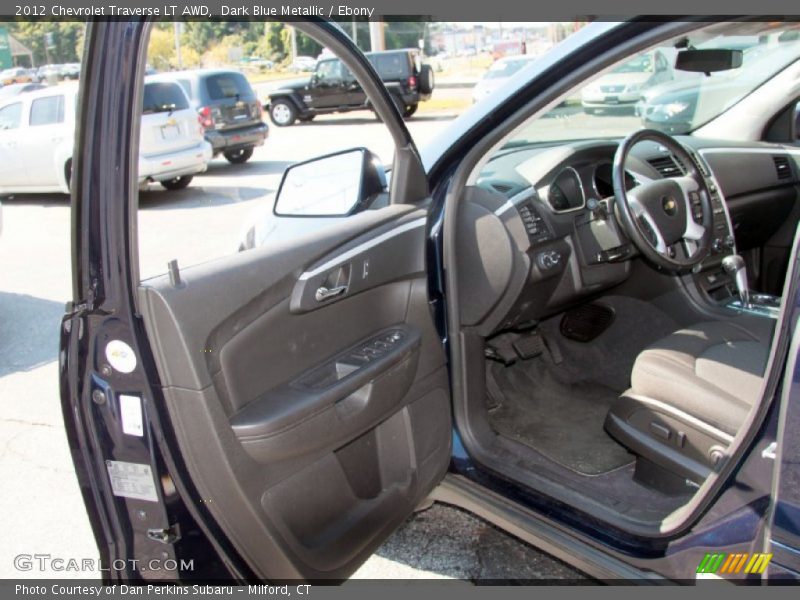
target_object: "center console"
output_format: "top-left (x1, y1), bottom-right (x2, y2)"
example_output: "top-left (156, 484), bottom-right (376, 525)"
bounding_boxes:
top-left (726, 295), bottom-right (782, 319)
top-left (691, 179), bottom-right (739, 301)
top-left (689, 166), bottom-right (781, 319)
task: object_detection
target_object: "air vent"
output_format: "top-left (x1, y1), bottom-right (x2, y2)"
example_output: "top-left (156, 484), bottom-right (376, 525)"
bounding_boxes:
top-left (491, 182), bottom-right (513, 194)
top-left (648, 155), bottom-right (684, 178)
top-left (773, 155), bottom-right (792, 180)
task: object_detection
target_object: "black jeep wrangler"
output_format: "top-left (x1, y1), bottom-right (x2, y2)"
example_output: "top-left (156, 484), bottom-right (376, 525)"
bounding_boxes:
top-left (267, 49), bottom-right (434, 126)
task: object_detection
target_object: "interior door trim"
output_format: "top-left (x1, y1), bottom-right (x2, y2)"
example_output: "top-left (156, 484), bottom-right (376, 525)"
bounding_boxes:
top-left (298, 217), bottom-right (427, 281)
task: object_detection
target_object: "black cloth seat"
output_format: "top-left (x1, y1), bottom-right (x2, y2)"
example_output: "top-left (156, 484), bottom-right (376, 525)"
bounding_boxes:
top-left (605, 314), bottom-right (775, 486)
top-left (627, 315), bottom-right (774, 436)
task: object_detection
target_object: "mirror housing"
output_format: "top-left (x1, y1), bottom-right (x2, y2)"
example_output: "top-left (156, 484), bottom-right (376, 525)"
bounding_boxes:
top-left (675, 48), bottom-right (743, 73)
top-left (274, 148), bottom-right (388, 217)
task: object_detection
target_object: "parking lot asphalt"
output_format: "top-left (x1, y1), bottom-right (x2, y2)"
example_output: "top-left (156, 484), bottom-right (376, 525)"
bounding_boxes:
top-left (0, 108), bottom-right (600, 581)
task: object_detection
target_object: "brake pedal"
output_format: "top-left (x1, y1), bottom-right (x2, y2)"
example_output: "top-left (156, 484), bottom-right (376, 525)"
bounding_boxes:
top-left (513, 331), bottom-right (545, 360)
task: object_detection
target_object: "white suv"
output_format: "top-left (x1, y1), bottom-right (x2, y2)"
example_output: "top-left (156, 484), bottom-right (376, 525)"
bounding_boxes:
top-left (0, 79), bottom-right (212, 195)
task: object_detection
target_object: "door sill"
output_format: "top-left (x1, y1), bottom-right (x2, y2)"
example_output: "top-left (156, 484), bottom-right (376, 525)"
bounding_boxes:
top-left (431, 474), bottom-right (664, 582)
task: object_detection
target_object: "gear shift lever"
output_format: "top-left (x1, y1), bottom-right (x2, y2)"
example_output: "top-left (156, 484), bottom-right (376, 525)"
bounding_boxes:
top-left (722, 254), bottom-right (751, 308)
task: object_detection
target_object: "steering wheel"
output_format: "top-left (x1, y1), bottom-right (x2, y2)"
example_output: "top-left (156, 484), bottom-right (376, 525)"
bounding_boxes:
top-left (613, 129), bottom-right (714, 273)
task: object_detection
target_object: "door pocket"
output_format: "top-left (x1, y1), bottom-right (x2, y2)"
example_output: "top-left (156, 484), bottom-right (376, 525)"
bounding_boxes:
top-left (230, 326), bottom-right (421, 462)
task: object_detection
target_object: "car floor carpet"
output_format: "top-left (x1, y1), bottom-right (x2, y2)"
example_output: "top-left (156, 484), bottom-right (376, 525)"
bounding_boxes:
top-left (538, 295), bottom-right (680, 393)
top-left (487, 357), bottom-right (634, 475)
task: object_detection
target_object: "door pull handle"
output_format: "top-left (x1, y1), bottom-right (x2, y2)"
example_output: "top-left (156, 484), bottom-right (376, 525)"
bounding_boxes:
top-left (315, 285), bottom-right (347, 302)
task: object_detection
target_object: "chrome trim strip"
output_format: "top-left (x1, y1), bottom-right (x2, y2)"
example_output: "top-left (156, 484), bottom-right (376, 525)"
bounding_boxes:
top-left (494, 200), bottom-right (515, 216)
top-left (697, 148), bottom-right (738, 255)
top-left (625, 393), bottom-right (735, 444)
top-left (298, 217), bottom-right (427, 281)
top-left (494, 188), bottom-right (539, 217)
top-left (698, 146), bottom-right (800, 157)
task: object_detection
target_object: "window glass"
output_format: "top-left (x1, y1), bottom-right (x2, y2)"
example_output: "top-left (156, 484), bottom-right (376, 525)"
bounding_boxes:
top-left (498, 34), bottom-right (800, 147)
top-left (204, 73), bottom-right (252, 100)
top-left (0, 102), bottom-right (23, 129)
top-left (316, 60), bottom-right (343, 81)
top-left (142, 82), bottom-right (189, 114)
top-left (484, 58), bottom-right (533, 79)
top-left (137, 23), bottom-right (416, 281)
top-left (30, 95), bottom-right (65, 126)
top-left (375, 54), bottom-right (407, 79)
top-left (176, 79), bottom-right (193, 99)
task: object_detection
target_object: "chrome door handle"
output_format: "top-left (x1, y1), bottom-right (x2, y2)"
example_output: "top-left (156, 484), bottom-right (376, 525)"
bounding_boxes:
top-left (315, 285), bottom-right (347, 302)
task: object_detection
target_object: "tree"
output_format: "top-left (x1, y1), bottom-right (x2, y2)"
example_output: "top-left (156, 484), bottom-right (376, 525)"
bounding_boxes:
top-left (203, 35), bottom-right (245, 66)
top-left (147, 27), bottom-right (176, 71)
top-left (180, 46), bottom-right (201, 68)
top-left (257, 22), bottom-right (288, 61)
top-left (384, 22), bottom-right (428, 52)
top-left (7, 22), bottom-right (85, 65)
top-left (295, 32), bottom-right (322, 58)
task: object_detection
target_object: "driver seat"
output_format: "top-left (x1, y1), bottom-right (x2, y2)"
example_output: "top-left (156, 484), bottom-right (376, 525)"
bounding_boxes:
top-left (604, 315), bottom-right (774, 491)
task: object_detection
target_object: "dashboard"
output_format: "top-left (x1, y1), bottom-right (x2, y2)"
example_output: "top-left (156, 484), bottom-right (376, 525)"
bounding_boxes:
top-left (456, 137), bottom-right (799, 336)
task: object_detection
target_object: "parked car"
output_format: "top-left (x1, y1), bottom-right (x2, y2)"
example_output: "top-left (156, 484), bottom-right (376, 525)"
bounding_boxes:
top-left (287, 55), bottom-right (318, 72)
top-left (150, 69), bottom-right (268, 164)
top-left (64, 18), bottom-right (800, 584)
top-left (34, 64), bottom-right (64, 83)
top-left (0, 67), bottom-right (34, 85)
top-left (472, 54), bottom-right (539, 103)
top-left (241, 57), bottom-right (274, 70)
top-left (61, 63), bottom-right (81, 80)
top-left (580, 49), bottom-right (676, 114)
top-left (0, 80), bottom-right (211, 194)
top-left (637, 41), bottom-right (800, 133)
top-left (0, 82), bottom-right (46, 100)
top-left (138, 77), bottom-right (213, 189)
top-left (267, 48), bottom-right (434, 126)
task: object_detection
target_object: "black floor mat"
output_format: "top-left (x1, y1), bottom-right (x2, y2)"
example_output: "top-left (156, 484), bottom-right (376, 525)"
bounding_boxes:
top-left (560, 303), bottom-right (615, 342)
top-left (487, 358), bottom-right (634, 475)
top-left (540, 295), bottom-right (680, 393)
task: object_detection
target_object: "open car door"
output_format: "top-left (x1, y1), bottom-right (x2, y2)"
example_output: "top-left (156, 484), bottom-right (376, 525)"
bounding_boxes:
top-left (61, 20), bottom-right (451, 581)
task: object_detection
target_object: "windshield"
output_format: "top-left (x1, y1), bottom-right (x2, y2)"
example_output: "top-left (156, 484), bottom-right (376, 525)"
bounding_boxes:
top-left (484, 58), bottom-right (533, 80)
top-left (502, 25), bottom-right (800, 147)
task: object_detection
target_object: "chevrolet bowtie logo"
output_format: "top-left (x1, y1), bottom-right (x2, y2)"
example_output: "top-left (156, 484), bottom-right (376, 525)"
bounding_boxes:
top-left (662, 196), bottom-right (678, 216)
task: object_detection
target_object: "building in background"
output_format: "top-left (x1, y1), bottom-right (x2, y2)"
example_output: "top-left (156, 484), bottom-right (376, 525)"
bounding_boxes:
top-left (0, 27), bottom-right (34, 69)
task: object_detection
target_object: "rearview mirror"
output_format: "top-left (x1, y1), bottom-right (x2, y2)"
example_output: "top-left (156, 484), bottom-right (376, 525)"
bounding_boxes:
top-left (274, 148), bottom-right (387, 217)
top-left (675, 49), bottom-right (743, 73)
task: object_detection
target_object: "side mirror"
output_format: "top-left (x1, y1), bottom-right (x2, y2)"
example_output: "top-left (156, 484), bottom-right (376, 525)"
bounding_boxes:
top-left (675, 49), bottom-right (743, 74)
top-left (274, 148), bottom-right (388, 217)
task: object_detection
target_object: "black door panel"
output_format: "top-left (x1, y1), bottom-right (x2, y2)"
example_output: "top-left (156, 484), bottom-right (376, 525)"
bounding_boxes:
top-left (138, 205), bottom-right (417, 393)
top-left (230, 324), bottom-right (420, 463)
top-left (290, 216), bottom-right (426, 313)
top-left (137, 207), bottom-right (451, 579)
